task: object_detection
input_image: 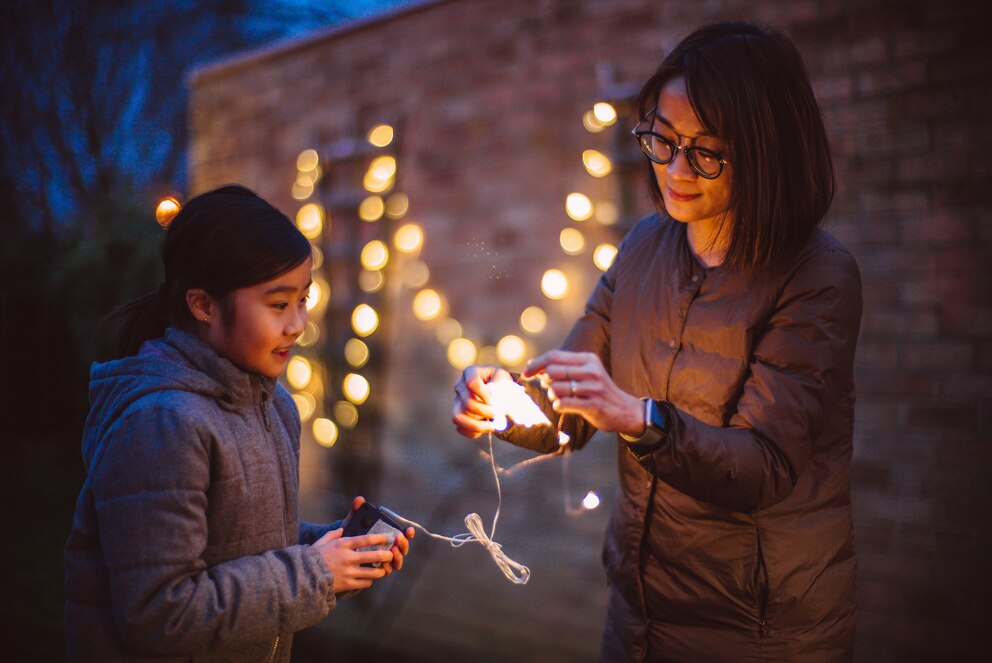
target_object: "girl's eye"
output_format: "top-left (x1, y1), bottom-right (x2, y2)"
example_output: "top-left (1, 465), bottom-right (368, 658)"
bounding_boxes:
top-left (273, 302), bottom-right (289, 310)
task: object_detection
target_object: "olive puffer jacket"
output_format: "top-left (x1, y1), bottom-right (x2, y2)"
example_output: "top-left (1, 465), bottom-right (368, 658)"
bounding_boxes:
top-left (64, 328), bottom-right (336, 662)
top-left (502, 214), bottom-right (862, 662)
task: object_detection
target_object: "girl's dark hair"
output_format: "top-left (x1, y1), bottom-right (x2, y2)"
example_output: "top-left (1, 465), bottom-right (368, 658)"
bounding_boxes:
top-left (110, 185), bottom-right (311, 357)
top-left (637, 21), bottom-right (834, 272)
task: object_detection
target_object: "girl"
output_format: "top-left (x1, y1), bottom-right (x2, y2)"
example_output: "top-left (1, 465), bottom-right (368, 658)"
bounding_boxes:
top-left (453, 22), bottom-right (862, 663)
top-left (65, 185), bottom-right (413, 662)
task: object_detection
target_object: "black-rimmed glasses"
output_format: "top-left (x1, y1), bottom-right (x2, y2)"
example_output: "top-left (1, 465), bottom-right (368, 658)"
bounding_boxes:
top-left (631, 122), bottom-right (729, 180)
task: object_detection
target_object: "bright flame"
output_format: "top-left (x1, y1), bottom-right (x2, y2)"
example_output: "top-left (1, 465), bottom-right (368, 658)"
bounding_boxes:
top-left (581, 491), bottom-right (601, 510)
top-left (344, 338), bottom-right (369, 368)
top-left (447, 337), bottom-right (477, 369)
top-left (385, 193), bottom-right (409, 219)
top-left (496, 335), bottom-right (527, 366)
top-left (352, 304), bottom-right (380, 337)
top-left (565, 192), bottom-right (593, 221)
top-left (296, 203), bottom-right (323, 239)
top-left (593, 102), bottom-right (617, 125)
top-left (368, 124), bottom-right (394, 147)
top-left (292, 392), bottom-right (316, 422)
top-left (559, 227), bottom-right (585, 255)
top-left (297, 148), bottom-right (319, 172)
top-left (334, 400), bottom-right (359, 429)
top-left (541, 269), bottom-right (568, 300)
top-left (360, 240), bottom-right (389, 271)
top-left (593, 243), bottom-right (618, 271)
top-left (582, 149), bottom-right (612, 177)
top-left (519, 306), bottom-right (547, 335)
top-left (358, 196), bottom-right (385, 222)
top-left (286, 356), bottom-right (312, 390)
top-left (394, 223), bottom-right (424, 252)
top-left (313, 418), bottom-right (338, 447)
top-left (413, 289), bottom-right (443, 321)
top-left (156, 197), bottom-right (181, 228)
top-left (343, 373), bottom-right (370, 404)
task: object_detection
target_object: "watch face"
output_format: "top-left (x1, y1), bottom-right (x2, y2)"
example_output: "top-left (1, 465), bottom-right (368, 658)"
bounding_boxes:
top-left (647, 399), bottom-right (666, 433)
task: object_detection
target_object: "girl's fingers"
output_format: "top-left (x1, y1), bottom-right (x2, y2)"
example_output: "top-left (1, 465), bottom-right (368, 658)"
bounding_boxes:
top-left (346, 533), bottom-right (389, 549)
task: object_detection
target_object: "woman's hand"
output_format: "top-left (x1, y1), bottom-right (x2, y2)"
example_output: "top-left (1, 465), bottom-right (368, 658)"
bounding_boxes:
top-left (523, 350), bottom-right (644, 436)
top-left (452, 365), bottom-right (513, 438)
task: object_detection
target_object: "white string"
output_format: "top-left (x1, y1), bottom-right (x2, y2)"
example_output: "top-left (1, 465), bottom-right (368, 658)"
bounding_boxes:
top-left (380, 433), bottom-right (532, 585)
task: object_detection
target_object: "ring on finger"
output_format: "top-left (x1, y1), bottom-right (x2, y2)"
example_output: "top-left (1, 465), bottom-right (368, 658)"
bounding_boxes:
top-left (570, 379), bottom-right (578, 397)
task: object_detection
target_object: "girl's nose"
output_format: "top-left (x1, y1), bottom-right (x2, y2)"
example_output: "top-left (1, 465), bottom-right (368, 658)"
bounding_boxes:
top-left (667, 147), bottom-right (695, 179)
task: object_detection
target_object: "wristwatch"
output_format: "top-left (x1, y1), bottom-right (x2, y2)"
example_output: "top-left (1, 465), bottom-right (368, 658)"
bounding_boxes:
top-left (619, 398), bottom-right (668, 449)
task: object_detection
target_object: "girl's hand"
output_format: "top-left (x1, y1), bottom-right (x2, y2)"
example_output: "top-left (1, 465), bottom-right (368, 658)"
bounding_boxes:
top-left (381, 526), bottom-right (415, 576)
top-left (451, 365), bottom-right (513, 438)
top-left (523, 350), bottom-right (644, 437)
top-left (312, 528), bottom-right (393, 592)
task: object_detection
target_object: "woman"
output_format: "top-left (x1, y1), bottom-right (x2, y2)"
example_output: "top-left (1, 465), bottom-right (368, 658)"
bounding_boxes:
top-left (65, 185), bottom-right (413, 662)
top-left (453, 22), bottom-right (861, 662)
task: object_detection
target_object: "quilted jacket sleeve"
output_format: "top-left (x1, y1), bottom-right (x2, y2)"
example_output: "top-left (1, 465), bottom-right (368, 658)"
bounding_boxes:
top-left (89, 405), bottom-right (334, 656)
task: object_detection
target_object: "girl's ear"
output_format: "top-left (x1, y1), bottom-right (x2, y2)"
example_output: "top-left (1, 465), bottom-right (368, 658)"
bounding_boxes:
top-left (186, 288), bottom-right (216, 325)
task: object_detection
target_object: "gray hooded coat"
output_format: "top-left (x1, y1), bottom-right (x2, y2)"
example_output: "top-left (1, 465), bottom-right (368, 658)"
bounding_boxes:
top-left (65, 328), bottom-right (336, 662)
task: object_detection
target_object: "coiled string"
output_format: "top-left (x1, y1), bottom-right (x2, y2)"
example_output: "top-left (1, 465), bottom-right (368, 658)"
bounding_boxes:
top-left (380, 432), bottom-right (533, 584)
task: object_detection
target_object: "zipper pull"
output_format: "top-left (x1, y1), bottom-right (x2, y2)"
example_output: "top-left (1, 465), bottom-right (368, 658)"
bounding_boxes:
top-left (260, 390), bottom-right (271, 431)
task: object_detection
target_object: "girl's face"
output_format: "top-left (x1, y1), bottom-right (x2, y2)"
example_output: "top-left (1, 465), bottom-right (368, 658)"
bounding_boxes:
top-left (651, 77), bottom-right (733, 230)
top-left (208, 257), bottom-right (313, 378)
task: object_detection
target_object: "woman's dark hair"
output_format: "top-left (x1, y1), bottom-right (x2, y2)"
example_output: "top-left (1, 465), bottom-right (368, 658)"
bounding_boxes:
top-left (637, 21), bottom-right (834, 272)
top-left (110, 184), bottom-right (311, 357)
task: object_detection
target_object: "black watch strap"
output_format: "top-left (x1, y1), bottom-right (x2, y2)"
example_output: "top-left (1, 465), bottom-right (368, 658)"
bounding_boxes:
top-left (619, 398), bottom-right (668, 449)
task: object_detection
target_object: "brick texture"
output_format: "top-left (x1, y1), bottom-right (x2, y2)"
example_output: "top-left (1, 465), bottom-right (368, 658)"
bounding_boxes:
top-left (188, 0), bottom-right (992, 660)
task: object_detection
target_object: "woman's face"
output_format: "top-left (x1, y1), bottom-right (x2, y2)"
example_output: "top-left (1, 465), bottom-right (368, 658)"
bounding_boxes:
top-left (651, 77), bottom-right (732, 230)
top-left (208, 257), bottom-right (313, 378)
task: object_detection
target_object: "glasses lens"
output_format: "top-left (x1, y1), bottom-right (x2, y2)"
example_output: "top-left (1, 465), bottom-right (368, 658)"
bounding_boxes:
top-left (688, 148), bottom-right (722, 179)
top-left (638, 133), bottom-right (675, 164)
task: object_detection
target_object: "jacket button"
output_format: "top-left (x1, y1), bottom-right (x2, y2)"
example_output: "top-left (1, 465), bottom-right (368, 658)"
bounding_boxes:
top-left (667, 338), bottom-right (677, 348)
top-left (691, 274), bottom-right (700, 283)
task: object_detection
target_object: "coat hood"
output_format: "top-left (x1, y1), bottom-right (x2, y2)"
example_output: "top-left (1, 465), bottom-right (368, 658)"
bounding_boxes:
top-left (81, 328), bottom-right (277, 470)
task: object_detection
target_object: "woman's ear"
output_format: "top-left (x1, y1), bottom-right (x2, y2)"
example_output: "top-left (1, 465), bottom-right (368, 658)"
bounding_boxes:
top-left (185, 288), bottom-right (216, 325)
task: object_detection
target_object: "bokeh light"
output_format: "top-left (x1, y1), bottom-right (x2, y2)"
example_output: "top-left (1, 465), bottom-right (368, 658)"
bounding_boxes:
top-left (156, 197), bottom-right (181, 228)
top-left (519, 306), bottom-right (547, 335)
top-left (292, 392), bottom-right (316, 422)
top-left (496, 335), bottom-right (527, 366)
top-left (593, 102), bottom-right (617, 125)
top-left (394, 223), bottom-right (424, 252)
top-left (286, 356), bottom-right (312, 390)
top-left (296, 148), bottom-right (319, 172)
top-left (344, 338), bottom-right (370, 368)
top-left (359, 195), bottom-right (385, 221)
top-left (582, 149), bottom-right (612, 177)
top-left (360, 240), bottom-right (389, 271)
top-left (581, 491), bottom-right (601, 510)
top-left (352, 304), bottom-right (379, 336)
top-left (447, 337), bottom-right (477, 369)
top-left (541, 269), bottom-right (568, 300)
top-left (313, 418), bottom-right (338, 447)
top-left (413, 288), bottom-right (443, 321)
top-left (565, 192), bottom-right (593, 221)
top-left (296, 203), bottom-right (323, 239)
top-left (368, 124), bottom-right (394, 147)
top-left (559, 227), bottom-right (585, 255)
top-left (343, 373), bottom-right (370, 404)
top-left (593, 243), bottom-right (618, 271)
top-left (334, 400), bottom-right (359, 429)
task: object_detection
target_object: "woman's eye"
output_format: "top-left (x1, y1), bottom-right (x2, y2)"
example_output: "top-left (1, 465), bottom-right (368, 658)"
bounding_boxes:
top-left (273, 302), bottom-right (289, 310)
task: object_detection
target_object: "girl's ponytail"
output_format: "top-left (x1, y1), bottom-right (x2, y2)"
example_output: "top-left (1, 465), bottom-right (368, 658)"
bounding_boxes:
top-left (106, 284), bottom-right (170, 358)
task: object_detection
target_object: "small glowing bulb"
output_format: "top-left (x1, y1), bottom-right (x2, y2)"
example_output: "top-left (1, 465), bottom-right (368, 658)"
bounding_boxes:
top-left (352, 304), bottom-right (379, 337)
top-left (394, 223), bottom-right (424, 252)
top-left (447, 337), bottom-right (477, 369)
top-left (559, 227), bottom-right (585, 255)
top-left (496, 334), bottom-right (526, 367)
top-left (368, 124), bottom-right (394, 147)
top-left (413, 288), bottom-right (443, 321)
top-left (519, 306), bottom-right (547, 335)
top-left (343, 373), bottom-right (370, 404)
top-left (344, 338), bottom-right (369, 368)
top-left (296, 148), bottom-right (319, 172)
top-left (593, 243), bottom-right (618, 271)
top-left (593, 102), bottom-right (617, 125)
top-left (358, 196), bottom-right (385, 222)
top-left (582, 149), bottom-right (612, 178)
top-left (565, 192), bottom-right (593, 221)
top-left (360, 240), bottom-right (389, 271)
top-left (296, 203), bottom-right (323, 239)
top-left (581, 491), bottom-right (601, 510)
top-left (291, 392), bottom-right (316, 422)
top-left (286, 356), bottom-right (312, 390)
top-left (312, 418), bottom-right (338, 447)
top-left (541, 269), bottom-right (568, 300)
top-left (156, 197), bottom-right (181, 228)
top-left (492, 414), bottom-right (509, 431)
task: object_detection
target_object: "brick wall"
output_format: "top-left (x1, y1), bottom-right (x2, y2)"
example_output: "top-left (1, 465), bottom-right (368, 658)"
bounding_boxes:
top-left (188, 1), bottom-right (992, 660)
